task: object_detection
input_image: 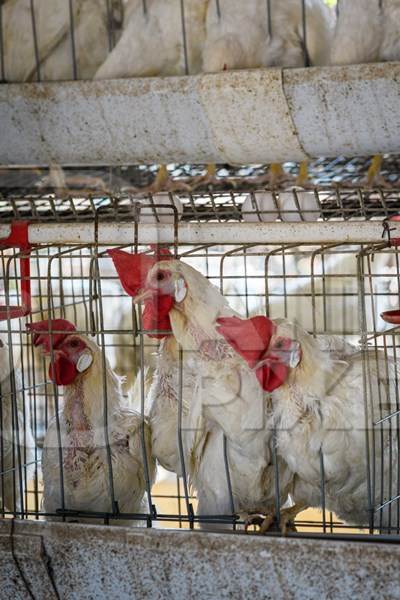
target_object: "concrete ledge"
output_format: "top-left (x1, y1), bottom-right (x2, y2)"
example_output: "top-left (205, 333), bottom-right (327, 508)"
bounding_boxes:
top-left (1, 62), bottom-right (399, 166)
top-left (0, 519), bottom-right (399, 600)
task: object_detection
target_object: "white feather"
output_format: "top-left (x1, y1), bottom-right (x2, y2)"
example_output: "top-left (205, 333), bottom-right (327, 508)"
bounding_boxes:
top-left (3, 0), bottom-right (116, 82)
top-left (331, 0), bottom-right (400, 65)
top-left (95, 0), bottom-right (208, 79)
top-left (203, 0), bottom-right (333, 72)
top-left (242, 191), bottom-right (320, 223)
top-left (131, 194), bottom-right (183, 224)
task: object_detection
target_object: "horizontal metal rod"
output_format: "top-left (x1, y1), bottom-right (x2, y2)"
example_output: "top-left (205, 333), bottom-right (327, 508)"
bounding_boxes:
top-left (0, 221), bottom-right (395, 246)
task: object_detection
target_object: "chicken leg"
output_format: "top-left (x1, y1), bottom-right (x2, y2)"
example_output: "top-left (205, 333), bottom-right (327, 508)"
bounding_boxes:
top-left (192, 163), bottom-right (226, 190)
top-left (244, 504), bottom-right (304, 535)
top-left (142, 165), bottom-right (191, 193)
top-left (366, 155), bottom-right (385, 187)
top-left (296, 161), bottom-right (309, 187)
top-left (246, 163), bottom-right (290, 189)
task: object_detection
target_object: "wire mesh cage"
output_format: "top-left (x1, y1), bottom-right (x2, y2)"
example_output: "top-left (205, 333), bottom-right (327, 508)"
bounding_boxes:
top-left (1, 0), bottom-right (400, 578)
top-left (1, 198), bottom-right (400, 538)
top-left (1, 185), bottom-right (400, 224)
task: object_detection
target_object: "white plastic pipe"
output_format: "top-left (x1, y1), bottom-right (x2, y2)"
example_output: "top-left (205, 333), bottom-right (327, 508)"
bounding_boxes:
top-left (0, 221), bottom-right (395, 246)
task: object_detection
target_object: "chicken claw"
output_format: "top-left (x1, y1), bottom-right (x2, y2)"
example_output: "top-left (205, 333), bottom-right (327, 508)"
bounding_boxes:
top-left (244, 513), bottom-right (275, 534)
top-left (245, 505), bottom-right (300, 535)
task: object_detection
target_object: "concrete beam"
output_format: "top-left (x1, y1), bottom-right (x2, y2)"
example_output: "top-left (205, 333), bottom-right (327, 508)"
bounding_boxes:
top-left (0, 62), bottom-right (399, 166)
top-left (0, 519), bottom-right (399, 600)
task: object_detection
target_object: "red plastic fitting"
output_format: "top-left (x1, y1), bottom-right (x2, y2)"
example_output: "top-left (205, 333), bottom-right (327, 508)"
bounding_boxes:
top-left (0, 222), bottom-right (32, 320)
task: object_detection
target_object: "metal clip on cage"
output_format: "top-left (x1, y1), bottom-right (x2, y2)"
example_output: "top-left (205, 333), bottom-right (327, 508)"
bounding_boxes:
top-left (0, 221), bottom-right (32, 320)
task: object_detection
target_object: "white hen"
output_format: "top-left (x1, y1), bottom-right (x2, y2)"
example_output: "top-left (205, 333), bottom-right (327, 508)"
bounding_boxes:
top-left (28, 319), bottom-right (155, 525)
top-left (0, 333), bottom-right (36, 514)
top-left (95, 0), bottom-right (208, 79)
top-left (95, 0), bottom-right (208, 192)
top-left (218, 315), bottom-right (400, 531)
top-left (109, 249), bottom-right (296, 530)
top-left (331, 0), bottom-right (400, 65)
top-left (203, 0), bottom-right (332, 72)
top-left (2, 0), bottom-right (120, 82)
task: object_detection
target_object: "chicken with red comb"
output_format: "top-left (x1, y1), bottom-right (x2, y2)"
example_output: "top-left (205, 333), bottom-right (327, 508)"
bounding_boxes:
top-left (217, 313), bottom-right (400, 532)
top-left (109, 249), bottom-right (173, 339)
top-left (108, 249), bottom-right (296, 531)
top-left (28, 319), bottom-right (155, 524)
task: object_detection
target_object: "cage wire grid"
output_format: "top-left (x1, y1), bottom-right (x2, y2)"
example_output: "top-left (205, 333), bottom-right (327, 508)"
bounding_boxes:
top-left (1, 210), bottom-right (400, 537)
top-left (1, 187), bottom-right (400, 225)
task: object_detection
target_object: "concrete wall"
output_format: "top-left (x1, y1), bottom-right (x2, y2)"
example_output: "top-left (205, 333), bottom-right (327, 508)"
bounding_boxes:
top-left (0, 519), bottom-right (399, 600)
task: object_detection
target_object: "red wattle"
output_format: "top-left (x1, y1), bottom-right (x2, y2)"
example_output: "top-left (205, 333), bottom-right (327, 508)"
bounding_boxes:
top-left (216, 316), bottom-right (292, 392)
top-left (142, 295), bottom-right (174, 339)
top-left (49, 355), bottom-right (78, 386)
top-left (255, 358), bottom-right (289, 393)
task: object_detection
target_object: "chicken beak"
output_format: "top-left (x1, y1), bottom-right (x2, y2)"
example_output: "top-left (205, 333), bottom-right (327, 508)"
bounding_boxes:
top-left (133, 288), bottom-right (155, 304)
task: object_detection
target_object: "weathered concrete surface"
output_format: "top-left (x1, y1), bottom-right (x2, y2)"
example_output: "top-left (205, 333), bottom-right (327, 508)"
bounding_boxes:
top-left (0, 519), bottom-right (399, 600)
top-left (285, 63), bottom-right (400, 158)
top-left (0, 62), bottom-right (399, 166)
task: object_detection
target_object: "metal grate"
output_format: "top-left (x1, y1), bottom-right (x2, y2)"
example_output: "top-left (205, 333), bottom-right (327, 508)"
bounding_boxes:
top-left (1, 224), bottom-right (400, 537)
top-left (1, 187), bottom-right (400, 225)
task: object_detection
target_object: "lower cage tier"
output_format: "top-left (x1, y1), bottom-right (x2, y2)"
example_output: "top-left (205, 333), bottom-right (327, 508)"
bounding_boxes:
top-left (0, 221), bottom-right (400, 537)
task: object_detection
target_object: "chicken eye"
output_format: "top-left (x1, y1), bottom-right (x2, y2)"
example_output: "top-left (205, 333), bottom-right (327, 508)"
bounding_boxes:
top-left (275, 340), bottom-right (284, 349)
top-left (69, 339), bottom-right (80, 348)
top-left (156, 271), bottom-right (166, 282)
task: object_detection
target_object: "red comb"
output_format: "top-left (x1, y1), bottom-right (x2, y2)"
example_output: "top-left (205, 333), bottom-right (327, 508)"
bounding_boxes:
top-left (107, 249), bottom-right (158, 297)
top-left (216, 316), bottom-right (289, 392)
top-left (27, 319), bottom-right (76, 352)
top-left (216, 316), bottom-right (276, 367)
top-left (255, 359), bottom-right (289, 393)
